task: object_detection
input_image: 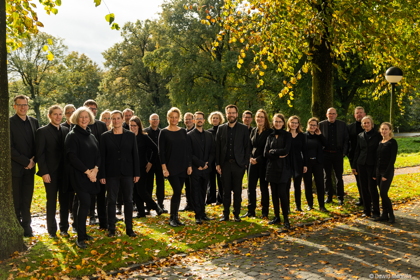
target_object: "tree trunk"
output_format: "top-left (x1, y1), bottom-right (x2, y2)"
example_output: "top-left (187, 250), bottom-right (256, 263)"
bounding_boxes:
top-left (0, 0), bottom-right (26, 260)
top-left (311, 39), bottom-right (333, 119)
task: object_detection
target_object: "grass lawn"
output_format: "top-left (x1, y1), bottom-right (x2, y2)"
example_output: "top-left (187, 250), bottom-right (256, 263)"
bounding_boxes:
top-left (1, 171), bottom-right (420, 279)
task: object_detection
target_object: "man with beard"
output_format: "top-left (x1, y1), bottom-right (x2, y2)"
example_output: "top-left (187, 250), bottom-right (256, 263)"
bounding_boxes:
top-left (187, 112), bottom-right (215, 225)
top-left (216, 104), bottom-right (250, 222)
top-left (122, 108), bottom-right (134, 130)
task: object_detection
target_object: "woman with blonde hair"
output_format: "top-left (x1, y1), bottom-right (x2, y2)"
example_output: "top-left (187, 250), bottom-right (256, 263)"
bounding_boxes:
top-left (100, 109), bottom-right (112, 130)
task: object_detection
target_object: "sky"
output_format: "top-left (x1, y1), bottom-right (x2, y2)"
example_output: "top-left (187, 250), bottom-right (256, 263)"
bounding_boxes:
top-left (37, 0), bottom-right (165, 67)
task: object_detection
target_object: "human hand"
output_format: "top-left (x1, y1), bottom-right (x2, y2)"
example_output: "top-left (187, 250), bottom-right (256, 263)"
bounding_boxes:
top-left (187, 166), bottom-right (192, 175)
top-left (216, 165), bottom-right (222, 175)
top-left (134, 176), bottom-right (140, 183)
top-left (146, 162), bottom-right (152, 173)
top-left (42, 174), bottom-right (51, 183)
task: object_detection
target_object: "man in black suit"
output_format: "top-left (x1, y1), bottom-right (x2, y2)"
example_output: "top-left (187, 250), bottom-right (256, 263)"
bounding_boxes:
top-left (180, 112), bottom-right (195, 212)
top-left (216, 104), bottom-right (250, 222)
top-left (10, 95), bottom-right (40, 237)
top-left (319, 107), bottom-right (349, 205)
top-left (144, 113), bottom-right (167, 213)
top-left (242, 110), bottom-right (253, 134)
top-left (188, 111), bottom-right (215, 224)
top-left (122, 108), bottom-right (134, 130)
top-left (83, 99), bottom-right (108, 228)
top-left (347, 106), bottom-right (366, 206)
top-left (36, 105), bottom-right (70, 238)
top-left (61, 104), bottom-right (75, 129)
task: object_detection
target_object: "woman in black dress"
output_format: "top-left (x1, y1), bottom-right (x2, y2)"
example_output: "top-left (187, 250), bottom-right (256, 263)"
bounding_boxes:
top-left (206, 111), bottom-right (224, 205)
top-left (243, 109), bottom-right (272, 219)
top-left (303, 117), bottom-right (328, 212)
top-left (129, 116), bottom-right (164, 217)
top-left (65, 107), bottom-right (100, 249)
top-left (286, 115), bottom-right (307, 212)
top-left (374, 122), bottom-right (398, 223)
top-left (352, 115), bottom-right (382, 218)
top-left (264, 113), bottom-right (292, 229)
top-left (159, 107), bottom-right (192, 227)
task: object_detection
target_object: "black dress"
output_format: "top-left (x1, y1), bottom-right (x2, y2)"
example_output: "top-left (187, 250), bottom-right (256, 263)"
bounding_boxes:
top-left (287, 132), bottom-right (306, 211)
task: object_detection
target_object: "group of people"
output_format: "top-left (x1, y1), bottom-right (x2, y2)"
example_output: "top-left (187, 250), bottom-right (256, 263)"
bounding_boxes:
top-left (10, 94), bottom-right (398, 249)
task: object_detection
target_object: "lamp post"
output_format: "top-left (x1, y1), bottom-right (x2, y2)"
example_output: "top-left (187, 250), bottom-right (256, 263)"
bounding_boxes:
top-left (385, 67), bottom-right (403, 124)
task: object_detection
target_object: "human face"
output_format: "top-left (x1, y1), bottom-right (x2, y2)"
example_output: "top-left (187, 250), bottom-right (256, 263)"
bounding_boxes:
top-left (211, 114), bottom-right (220, 126)
top-left (361, 118), bottom-right (372, 132)
top-left (184, 114), bottom-right (194, 129)
top-left (326, 108), bottom-right (337, 123)
top-left (124, 111), bottom-right (133, 124)
top-left (226, 108), bottom-right (238, 124)
top-left (307, 121), bottom-right (318, 133)
top-left (149, 114), bottom-right (160, 129)
top-left (168, 112), bottom-right (180, 126)
top-left (13, 98), bottom-right (29, 118)
top-left (87, 105), bottom-right (98, 117)
top-left (195, 114), bottom-right (205, 128)
top-left (111, 113), bottom-right (123, 129)
top-left (273, 117), bottom-right (284, 130)
top-left (288, 118), bottom-right (300, 131)
top-left (380, 124), bottom-right (391, 139)
top-left (255, 112), bottom-right (265, 127)
top-left (77, 111), bottom-right (91, 129)
top-left (354, 109), bottom-right (366, 122)
top-left (49, 109), bottom-right (63, 126)
top-left (242, 113), bottom-right (252, 126)
top-left (101, 113), bottom-right (111, 128)
top-left (65, 108), bottom-right (75, 122)
top-left (129, 121), bottom-right (139, 135)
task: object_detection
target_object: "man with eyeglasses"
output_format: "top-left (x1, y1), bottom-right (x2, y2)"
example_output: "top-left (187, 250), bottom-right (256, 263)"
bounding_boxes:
top-left (242, 110), bottom-right (253, 134)
top-left (61, 104), bottom-right (76, 129)
top-left (180, 112), bottom-right (195, 212)
top-left (10, 95), bottom-right (40, 237)
top-left (144, 113), bottom-right (167, 213)
top-left (122, 108), bottom-right (134, 130)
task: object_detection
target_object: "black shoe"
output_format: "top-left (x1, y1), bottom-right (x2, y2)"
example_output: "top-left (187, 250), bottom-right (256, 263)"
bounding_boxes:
top-left (155, 205), bottom-right (164, 216)
top-left (319, 207), bottom-right (329, 212)
top-left (116, 208), bottom-right (122, 215)
top-left (355, 199), bottom-right (363, 206)
top-left (338, 200), bottom-right (344, 206)
top-left (116, 217), bottom-right (124, 222)
top-left (89, 217), bottom-right (98, 225)
top-left (60, 231), bottom-right (70, 237)
top-left (169, 219), bottom-right (179, 227)
top-left (234, 216), bottom-right (241, 222)
top-left (202, 216), bottom-right (214, 221)
top-left (268, 217), bottom-right (281, 225)
top-left (389, 214), bottom-right (395, 224)
top-left (49, 233), bottom-right (57, 239)
top-left (325, 198), bottom-right (333, 203)
top-left (144, 210), bottom-right (151, 215)
top-left (195, 218), bottom-right (203, 225)
top-left (136, 214), bottom-right (146, 218)
top-left (127, 231), bottom-right (137, 237)
top-left (295, 208), bottom-right (303, 212)
top-left (371, 214), bottom-right (380, 220)
top-left (24, 232), bottom-right (34, 237)
top-left (216, 201), bottom-right (222, 205)
top-left (260, 214), bottom-right (268, 219)
top-left (374, 215), bottom-right (389, 221)
top-left (241, 212), bottom-right (255, 218)
top-left (175, 218), bottom-right (185, 226)
top-left (284, 221), bottom-right (291, 230)
top-left (99, 225), bottom-right (108, 230)
top-left (107, 231), bottom-right (115, 237)
top-left (76, 240), bottom-right (87, 249)
top-left (219, 216), bottom-right (229, 222)
top-left (85, 234), bottom-right (94, 241)
top-left (180, 205), bottom-right (193, 212)
top-left (361, 213), bottom-right (371, 218)
top-left (307, 206), bottom-right (314, 211)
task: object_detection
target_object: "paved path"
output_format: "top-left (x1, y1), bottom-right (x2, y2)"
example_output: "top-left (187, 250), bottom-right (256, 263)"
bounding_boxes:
top-left (119, 200), bottom-right (420, 279)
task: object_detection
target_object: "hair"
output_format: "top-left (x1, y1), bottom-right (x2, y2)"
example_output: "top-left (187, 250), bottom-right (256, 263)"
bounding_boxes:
top-left (100, 109), bottom-right (111, 121)
top-left (361, 115), bottom-right (375, 128)
top-left (70, 107), bottom-right (95, 125)
top-left (64, 104), bottom-right (76, 114)
top-left (130, 116), bottom-right (146, 135)
top-left (149, 113), bottom-right (159, 120)
top-left (47, 105), bottom-right (63, 116)
top-left (354, 106), bottom-right (365, 113)
top-left (207, 111), bottom-right (225, 125)
top-left (184, 112), bottom-right (194, 120)
top-left (306, 117), bottom-right (319, 130)
top-left (194, 111), bottom-right (205, 119)
top-left (287, 115), bottom-right (303, 133)
top-left (272, 113), bottom-right (286, 130)
top-left (225, 104), bottom-right (238, 113)
top-left (109, 110), bottom-right (123, 129)
top-left (380, 122), bottom-right (394, 138)
top-left (83, 99), bottom-right (97, 107)
top-left (14, 95), bottom-right (29, 103)
top-left (123, 108), bottom-right (134, 114)
top-left (242, 110), bottom-right (253, 117)
top-left (255, 109), bottom-right (270, 131)
top-left (166, 107), bottom-right (182, 121)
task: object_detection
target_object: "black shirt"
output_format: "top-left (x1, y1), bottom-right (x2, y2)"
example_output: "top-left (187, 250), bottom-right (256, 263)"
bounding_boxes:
top-left (225, 123), bottom-right (237, 162)
top-left (326, 121), bottom-right (337, 151)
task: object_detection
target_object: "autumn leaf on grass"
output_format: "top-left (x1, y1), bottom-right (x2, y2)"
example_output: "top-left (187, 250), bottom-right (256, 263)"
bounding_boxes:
top-left (318, 260), bottom-right (329, 264)
top-left (388, 258), bottom-right (401, 263)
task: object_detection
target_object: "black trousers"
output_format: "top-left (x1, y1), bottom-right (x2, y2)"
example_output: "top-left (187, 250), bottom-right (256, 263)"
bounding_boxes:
top-left (358, 164), bottom-right (380, 216)
top-left (247, 162), bottom-right (269, 216)
top-left (287, 174), bottom-right (303, 210)
top-left (74, 191), bottom-right (92, 242)
top-left (377, 171), bottom-right (394, 215)
top-left (88, 183), bottom-right (107, 228)
top-left (167, 175), bottom-right (185, 216)
top-left (221, 161), bottom-right (245, 217)
top-left (190, 171), bottom-right (210, 219)
top-left (134, 168), bottom-right (158, 215)
top-left (353, 172), bottom-right (363, 202)
top-left (270, 182), bottom-right (289, 218)
top-left (206, 167), bottom-right (223, 204)
top-left (146, 166), bottom-right (165, 207)
top-left (106, 176), bottom-right (134, 233)
top-left (303, 159), bottom-right (325, 208)
top-left (323, 152), bottom-right (345, 200)
top-left (184, 175), bottom-right (192, 207)
top-left (43, 172), bottom-right (71, 234)
top-left (12, 168), bottom-right (35, 235)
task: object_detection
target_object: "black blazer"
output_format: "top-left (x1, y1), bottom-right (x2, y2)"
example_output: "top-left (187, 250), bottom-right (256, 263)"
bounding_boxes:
top-left (319, 119), bottom-right (349, 155)
top-left (188, 128), bottom-right (215, 173)
top-left (135, 133), bottom-right (157, 168)
top-left (250, 127), bottom-right (273, 164)
top-left (10, 114), bottom-right (40, 177)
top-left (347, 121), bottom-right (363, 168)
top-left (35, 123), bottom-right (69, 176)
top-left (264, 129), bottom-right (292, 183)
top-left (144, 126), bottom-right (161, 168)
top-left (88, 120), bottom-right (108, 143)
top-left (215, 122), bottom-right (251, 168)
top-left (353, 130), bottom-right (381, 167)
top-left (99, 129), bottom-right (140, 179)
